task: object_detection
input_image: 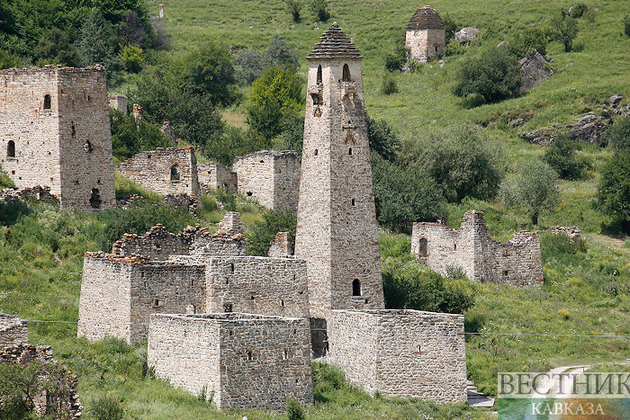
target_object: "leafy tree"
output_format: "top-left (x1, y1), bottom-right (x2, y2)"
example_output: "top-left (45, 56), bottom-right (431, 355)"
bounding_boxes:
top-left (245, 208), bottom-right (297, 256)
top-left (118, 10), bottom-right (150, 48)
top-left (550, 10), bottom-right (579, 52)
top-left (441, 13), bottom-right (460, 43)
top-left (285, 0), bottom-right (303, 23)
top-left (367, 116), bottom-right (401, 162)
top-left (34, 27), bottom-right (81, 67)
top-left (508, 27), bottom-right (548, 57)
top-left (372, 155), bottom-right (447, 233)
top-left (119, 43), bottom-right (144, 73)
top-left (453, 46), bottom-right (521, 104)
top-left (110, 110), bottom-right (171, 159)
top-left (500, 159), bottom-right (561, 225)
top-left (273, 114), bottom-right (305, 155)
top-left (181, 43), bottom-right (239, 106)
top-left (415, 124), bottom-right (503, 203)
top-left (78, 9), bottom-right (122, 76)
top-left (543, 134), bottom-right (591, 180)
top-left (310, 0), bottom-right (330, 22)
top-left (286, 398), bottom-right (306, 420)
top-left (602, 116), bottom-right (630, 150)
top-left (262, 35), bottom-right (299, 70)
top-left (235, 48), bottom-right (264, 85)
top-left (384, 45), bottom-right (407, 72)
top-left (0, 49), bottom-right (21, 69)
top-left (247, 66), bottom-right (303, 140)
top-left (203, 126), bottom-right (265, 167)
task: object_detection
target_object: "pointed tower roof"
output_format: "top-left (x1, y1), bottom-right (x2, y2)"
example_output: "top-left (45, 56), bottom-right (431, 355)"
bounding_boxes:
top-left (306, 22), bottom-right (362, 59)
top-left (407, 6), bottom-right (444, 31)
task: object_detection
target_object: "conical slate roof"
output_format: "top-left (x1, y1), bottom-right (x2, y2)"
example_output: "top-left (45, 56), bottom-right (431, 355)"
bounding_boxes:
top-left (407, 6), bottom-right (444, 30)
top-left (306, 22), bottom-right (362, 59)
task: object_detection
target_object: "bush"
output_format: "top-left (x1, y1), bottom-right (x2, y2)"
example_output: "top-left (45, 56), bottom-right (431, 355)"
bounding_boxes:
top-left (367, 116), bottom-right (401, 162)
top-left (453, 47), bottom-right (521, 104)
top-left (381, 74), bottom-right (398, 95)
top-left (245, 208), bottom-right (297, 256)
top-left (596, 150), bottom-right (630, 233)
top-left (602, 116), bottom-right (630, 150)
top-left (310, 0), bottom-right (330, 22)
top-left (550, 10), bottom-right (579, 52)
top-left (91, 395), bottom-right (124, 420)
top-left (543, 134), bottom-right (591, 180)
top-left (119, 44), bottom-right (144, 73)
top-left (286, 398), bottom-right (306, 420)
top-left (110, 109), bottom-right (172, 159)
top-left (263, 35), bottom-right (300, 70)
top-left (508, 27), bottom-right (548, 57)
top-left (285, 0), bottom-right (303, 23)
top-left (384, 45), bottom-right (407, 72)
top-left (569, 3), bottom-right (588, 18)
top-left (625, 15), bottom-right (630, 36)
top-left (235, 48), bottom-right (264, 85)
top-left (444, 39), bottom-right (466, 56)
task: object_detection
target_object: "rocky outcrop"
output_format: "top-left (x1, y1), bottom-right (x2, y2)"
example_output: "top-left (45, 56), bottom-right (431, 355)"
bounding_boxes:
top-left (454, 27), bottom-right (479, 44)
top-left (519, 113), bottom-right (608, 145)
top-left (519, 50), bottom-right (553, 92)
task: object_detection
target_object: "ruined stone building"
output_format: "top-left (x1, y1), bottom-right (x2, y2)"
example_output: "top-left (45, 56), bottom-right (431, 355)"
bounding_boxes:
top-left (233, 150), bottom-right (301, 211)
top-left (116, 147), bottom-right (202, 197)
top-left (0, 313), bottom-right (28, 347)
top-left (109, 95), bottom-right (127, 114)
top-left (197, 161), bottom-right (237, 192)
top-left (0, 66), bottom-right (116, 210)
top-left (411, 210), bottom-right (543, 286)
top-left (405, 6), bottom-right (446, 63)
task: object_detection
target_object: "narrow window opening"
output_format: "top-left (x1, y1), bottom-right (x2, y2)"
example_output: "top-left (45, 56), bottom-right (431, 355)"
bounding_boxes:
top-left (316, 65), bottom-right (322, 84)
top-left (260, 160), bottom-right (264, 163)
top-left (281, 299), bottom-right (285, 307)
top-left (147, 154), bottom-right (152, 159)
top-left (246, 191), bottom-right (253, 196)
top-left (7, 141), bottom-right (15, 158)
top-left (87, 95), bottom-right (91, 102)
top-left (84, 140), bottom-right (93, 153)
top-left (71, 122), bottom-right (76, 137)
top-left (229, 330), bottom-right (234, 336)
top-left (502, 270), bottom-right (509, 276)
top-left (143, 281), bottom-right (147, 288)
top-left (43, 94), bottom-right (51, 110)
top-left (247, 350), bottom-right (253, 360)
top-left (11, 171), bottom-right (15, 175)
top-left (251, 295), bottom-right (255, 300)
top-left (342, 64), bottom-right (351, 82)
top-left (170, 165), bottom-right (180, 181)
top-left (282, 349), bottom-right (288, 360)
top-left (348, 147), bottom-right (353, 155)
top-left (89, 188), bottom-right (101, 209)
top-left (191, 279), bottom-right (194, 286)
top-left (352, 279), bottom-right (361, 296)
top-left (417, 345), bottom-right (422, 353)
top-left (314, 149), bottom-right (319, 156)
top-left (230, 263), bottom-right (235, 273)
top-left (351, 198), bottom-right (356, 206)
top-left (153, 298), bottom-right (161, 307)
top-left (418, 238), bottom-right (428, 257)
top-left (224, 303), bottom-right (233, 312)
top-left (453, 243), bottom-right (457, 251)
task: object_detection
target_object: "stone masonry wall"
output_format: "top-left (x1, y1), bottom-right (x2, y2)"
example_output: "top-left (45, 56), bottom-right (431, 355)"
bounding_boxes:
top-left (411, 210), bottom-right (543, 286)
top-left (406, 28), bottom-right (445, 63)
top-left (328, 309), bottom-right (467, 403)
top-left (78, 253), bottom-right (206, 344)
top-left (197, 162), bottom-right (237, 191)
top-left (0, 313), bottom-right (28, 347)
top-left (116, 147), bottom-right (201, 197)
top-left (148, 313), bottom-right (313, 411)
top-left (0, 66), bottom-right (115, 211)
top-left (233, 150), bottom-right (301, 211)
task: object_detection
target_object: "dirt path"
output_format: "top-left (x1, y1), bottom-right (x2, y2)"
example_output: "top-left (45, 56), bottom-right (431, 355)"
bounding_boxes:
top-left (587, 233), bottom-right (630, 256)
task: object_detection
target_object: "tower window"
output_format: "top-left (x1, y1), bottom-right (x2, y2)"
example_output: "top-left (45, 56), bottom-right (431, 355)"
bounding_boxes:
top-left (418, 238), bottom-right (428, 257)
top-left (314, 149), bottom-right (318, 156)
top-left (352, 279), bottom-right (361, 296)
top-left (342, 64), bottom-right (351, 82)
top-left (316, 65), bottom-right (322, 84)
top-left (84, 140), bottom-right (93, 153)
top-left (71, 122), bottom-right (76, 137)
top-left (348, 147), bottom-right (353, 155)
top-left (43, 94), bottom-right (51, 110)
top-left (170, 164), bottom-right (180, 181)
top-left (7, 141), bottom-right (15, 158)
top-left (351, 198), bottom-right (355, 206)
top-left (89, 188), bottom-right (101, 209)
top-left (454, 243), bottom-right (457, 251)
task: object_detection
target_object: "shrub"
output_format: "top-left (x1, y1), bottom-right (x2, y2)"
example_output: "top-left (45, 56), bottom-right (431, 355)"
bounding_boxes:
top-left (119, 44), bottom-right (144, 73)
top-left (509, 27), bottom-right (548, 57)
top-left (367, 116), bottom-right (401, 162)
top-left (381, 74), bottom-right (398, 95)
top-left (110, 109), bottom-right (172, 159)
top-left (384, 45), bottom-right (407, 72)
top-left (310, 0), bottom-right (330, 22)
top-left (602, 116), bottom-right (630, 150)
top-left (286, 398), bottom-right (306, 420)
top-left (441, 12), bottom-right (460, 43)
top-left (263, 35), bottom-right (300, 70)
top-left (453, 47), bottom-right (521, 104)
top-left (543, 134), bottom-right (591, 180)
top-left (91, 395), bottom-right (124, 420)
top-left (596, 150), bottom-right (630, 233)
top-left (235, 48), bottom-right (264, 85)
top-left (568, 3), bottom-right (588, 18)
top-left (245, 208), bottom-right (297, 256)
top-left (625, 15), bottom-right (630, 36)
top-left (550, 10), bottom-right (579, 52)
top-left (444, 39), bottom-right (466, 56)
top-left (285, 0), bottom-right (303, 23)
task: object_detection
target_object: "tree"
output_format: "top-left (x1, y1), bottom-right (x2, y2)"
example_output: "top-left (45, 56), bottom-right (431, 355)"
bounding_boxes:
top-left (245, 209), bottom-right (297, 256)
top-left (285, 0), bottom-right (303, 23)
top-left (78, 9), bottom-right (122, 76)
top-left (235, 48), bottom-right (264, 85)
top-left (602, 116), bottom-right (630, 150)
top-left (110, 110), bottom-right (172, 159)
top-left (367, 116), bottom-right (401, 162)
top-left (181, 43), bottom-right (239, 106)
top-left (262, 35), bottom-right (299, 70)
top-left (310, 0), bottom-right (330, 22)
top-left (453, 46), bottom-right (521, 104)
top-left (500, 159), bottom-right (561, 225)
top-left (543, 134), bottom-right (591, 180)
top-left (508, 27), bottom-right (548, 57)
top-left (550, 10), bottom-right (579, 52)
top-left (34, 27), bottom-right (81, 67)
top-left (372, 155), bottom-right (446, 233)
top-left (415, 124), bottom-right (503, 203)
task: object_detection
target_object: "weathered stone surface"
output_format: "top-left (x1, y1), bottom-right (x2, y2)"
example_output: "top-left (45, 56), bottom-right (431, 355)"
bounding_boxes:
top-left (548, 226), bottom-right (582, 242)
top-left (116, 147), bottom-right (202, 197)
top-left (454, 27), bottom-right (479, 44)
top-left (519, 50), bottom-right (553, 92)
top-left (161, 121), bottom-right (177, 146)
top-left (0, 344), bottom-right (82, 419)
top-left (609, 94), bottom-right (623, 108)
top-left (158, 193), bottom-right (200, 210)
top-left (109, 95), bottom-right (127, 114)
top-left (0, 66), bottom-right (116, 211)
top-left (328, 309), bottom-right (467, 403)
top-left (0, 185), bottom-right (59, 205)
top-left (296, 23), bottom-right (384, 321)
top-left (148, 313), bottom-right (313, 411)
top-left (0, 313), bottom-right (28, 347)
top-left (268, 232), bottom-right (294, 257)
top-left (233, 150), bottom-right (300, 211)
top-left (412, 210), bottom-right (543, 286)
top-left (216, 211), bottom-right (244, 236)
top-left (518, 113), bottom-right (608, 145)
top-left (197, 161), bottom-right (237, 192)
top-left (406, 6), bottom-right (445, 62)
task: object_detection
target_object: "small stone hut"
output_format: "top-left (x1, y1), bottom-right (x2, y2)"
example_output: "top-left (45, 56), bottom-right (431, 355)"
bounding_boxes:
top-left (405, 6), bottom-right (446, 62)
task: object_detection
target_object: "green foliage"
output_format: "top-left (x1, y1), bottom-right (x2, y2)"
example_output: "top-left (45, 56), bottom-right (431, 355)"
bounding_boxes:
top-left (110, 109), bottom-right (172, 159)
top-left (508, 27), bottom-right (548, 57)
top-left (34, 27), bottom-right (80, 67)
top-left (91, 394), bottom-right (125, 420)
top-left (118, 10), bottom-right (151, 48)
top-left (444, 39), bottom-right (466, 56)
top-left (543, 134), bottom-right (591, 180)
top-left (602, 117), bottom-right (630, 150)
top-left (625, 15), bottom-right (630, 36)
top-left (96, 203), bottom-right (197, 251)
top-left (202, 125), bottom-right (265, 167)
top-left (596, 148), bottom-right (630, 232)
top-left (501, 159), bottom-right (562, 225)
top-left (382, 259), bottom-right (475, 314)
top-left (0, 165), bottom-right (15, 188)
top-left (0, 49), bottom-right (22, 69)
top-left (78, 9), bottom-right (122, 78)
top-left (569, 3), bottom-right (588, 19)
top-left (119, 43), bottom-right (144, 73)
top-left (442, 13), bottom-right (460, 43)
top-left (234, 48), bottom-right (265, 85)
top-left (285, 0), bottom-right (303, 23)
top-left (453, 46), bottom-right (521, 104)
top-left (381, 74), bottom-right (398, 95)
top-left (310, 0), bottom-right (330, 22)
top-left (245, 208), bottom-right (297, 256)
top-left (273, 114), bottom-right (305, 155)
top-left (372, 154), bottom-right (446, 233)
top-left (412, 124), bottom-right (503, 203)
top-left (114, 172), bottom-right (163, 202)
top-left (247, 66), bottom-right (303, 140)
top-left (286, 398), bottom-right (306, 420)
top-left (367, 116), bottom-right (401, 162)
top-left (384, 45), bottom-right (407, 72)
top-left (263, 35), bottom-right (300, 71)
top-left (550, 10), bottom-right (580, 52)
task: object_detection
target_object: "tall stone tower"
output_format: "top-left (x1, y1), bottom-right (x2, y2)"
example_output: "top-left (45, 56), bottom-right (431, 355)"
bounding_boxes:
top-left (405, 6), bottom-right (445, 63)
top-left (0, 65), bottom-right (115, 210)
top-left (295, 23), bottom-right (384, 324)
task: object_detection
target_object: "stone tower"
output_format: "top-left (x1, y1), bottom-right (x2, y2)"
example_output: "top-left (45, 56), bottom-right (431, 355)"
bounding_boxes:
top-left (295, 23), bottom-right (384, 322)
top-left (405, 6), bottom-right (445, 63)
top-left (0, 66), bottom-right (115, 210)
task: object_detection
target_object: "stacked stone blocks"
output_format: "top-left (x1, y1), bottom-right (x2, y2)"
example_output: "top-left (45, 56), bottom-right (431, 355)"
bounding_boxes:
top-left (405, 6), bottom-right (446, 63)
top-left (0, 313), bottom-right (28, 347)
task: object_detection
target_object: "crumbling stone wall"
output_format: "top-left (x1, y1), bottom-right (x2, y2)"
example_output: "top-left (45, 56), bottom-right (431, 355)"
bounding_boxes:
top-left (116, 147), bottom-right (201, 197)
top-left (233, 150), bottom-right (301, 211)
top-left (147, 313), bottom-right (313, 411)
top-left (268, 232), bottom-right (294, 257)
top-left (328, 309), bottom-right (467, 403)
top-left (0, 66), bottom-right (115, 211)
top-left (197, 162), bottom-right (237, 191)
top-left (411, 210), bottom-right (543, 286)
top-left (0, 313), bottom-right (28, 347)
top-left (405, 7), bottom-right (445, 63)
top-left (548, 226), bottom-right (582, 242)
top-left (109, 95), bottom-right (127, 114)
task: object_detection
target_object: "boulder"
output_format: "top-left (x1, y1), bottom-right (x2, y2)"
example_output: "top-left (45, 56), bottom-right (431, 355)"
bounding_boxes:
top-left (454, 27), bottom-right (479, 44)
top-left (609, 95), bottom-right (624, 108)
top-left (519, 50), bottom-right (553, 93)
